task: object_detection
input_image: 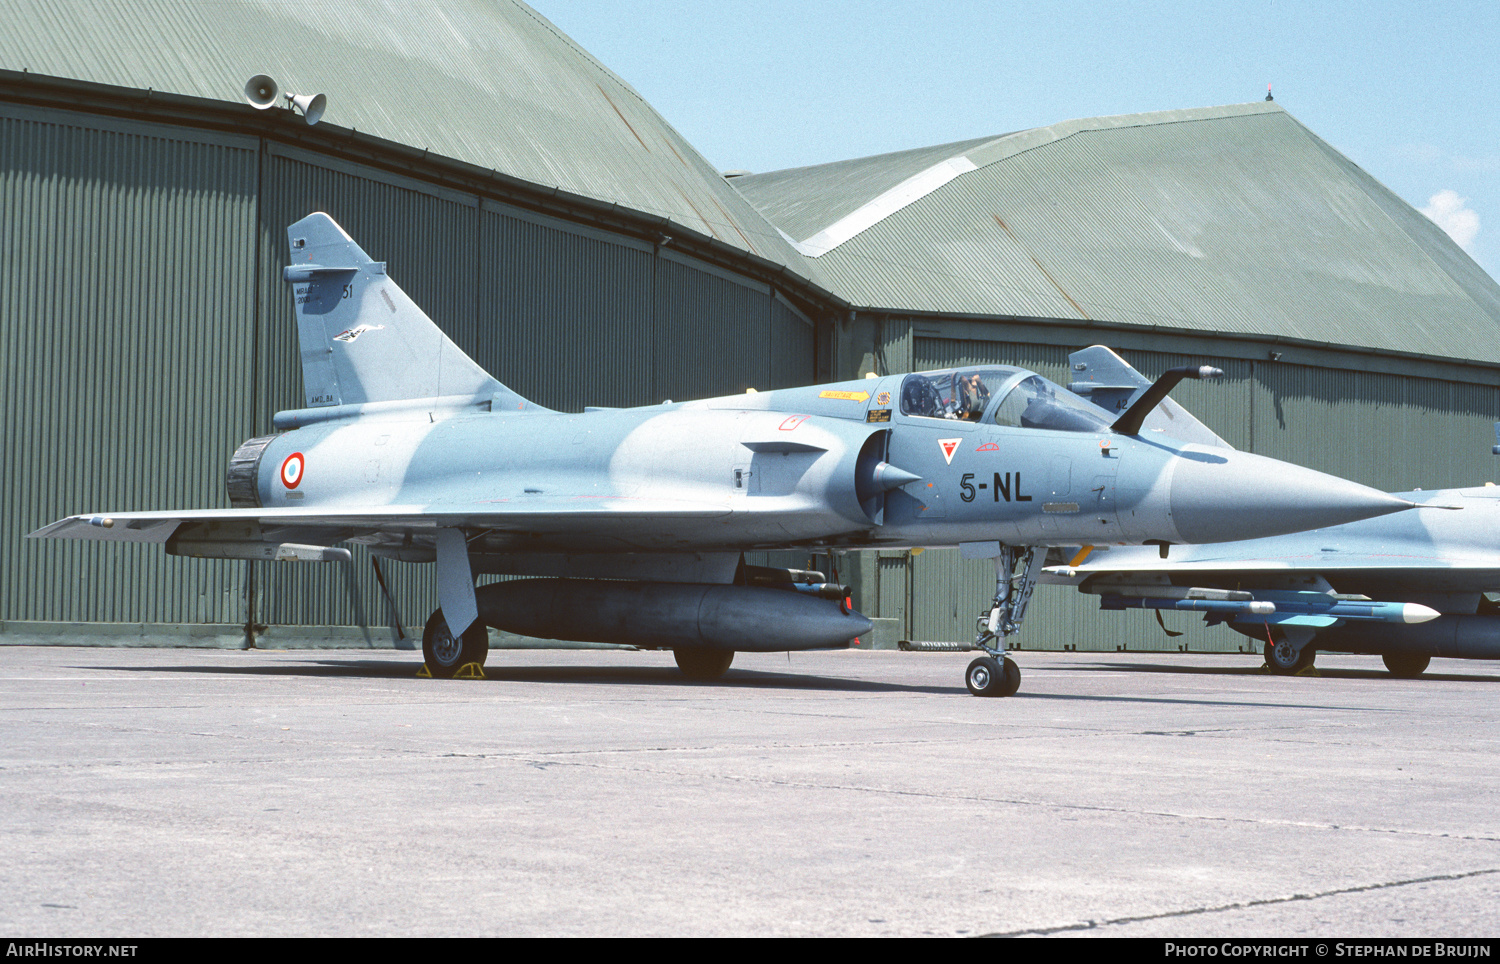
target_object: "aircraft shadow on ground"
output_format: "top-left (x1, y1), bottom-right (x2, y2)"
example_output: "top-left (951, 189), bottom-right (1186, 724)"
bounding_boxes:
top-left (1069, 659), bottom-right (1500, 684)
top-left (74, 658), bottom-right (963, 695)
top-left (75, 658), bottom-right (1369, 709)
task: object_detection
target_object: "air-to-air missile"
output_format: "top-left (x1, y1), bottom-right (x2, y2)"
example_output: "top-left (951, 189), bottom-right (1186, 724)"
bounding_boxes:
top-left (30, 214), bottom-right (1419, 696)
top-left (1095, 587), bottom-right (1441, 625)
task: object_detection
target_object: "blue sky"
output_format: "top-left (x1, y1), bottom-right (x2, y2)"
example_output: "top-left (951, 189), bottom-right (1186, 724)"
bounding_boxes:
top-left (534, 0), bottom-right (1499, 277)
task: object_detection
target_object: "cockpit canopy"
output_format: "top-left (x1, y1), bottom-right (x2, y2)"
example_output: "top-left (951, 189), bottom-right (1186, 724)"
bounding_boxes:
top-left (899, 367), bottom-right (1115, 433)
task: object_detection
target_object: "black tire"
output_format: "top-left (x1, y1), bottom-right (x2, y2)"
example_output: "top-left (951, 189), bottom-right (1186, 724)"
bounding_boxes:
top-left (674, 648), bottom-right (734, 680)
top-left (966, 656), bottom-right (999, 695)
top-left (966, 656), bottom-right (1021, 697)
top-left (1382, 652), bottom-right (1431, 678)
top-left (1264, 638), bottom-right (1316, 675)
top-left (422, 609), bottom-right (489, 678)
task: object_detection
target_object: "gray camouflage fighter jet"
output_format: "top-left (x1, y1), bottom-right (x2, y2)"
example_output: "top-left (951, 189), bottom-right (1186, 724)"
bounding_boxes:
top-left (1043, 351), bottom-right (1492, 679)
top-left (1044, 486), bottom-right (1499, 678)
top-left (30, 214), bottom-right (1419, 696)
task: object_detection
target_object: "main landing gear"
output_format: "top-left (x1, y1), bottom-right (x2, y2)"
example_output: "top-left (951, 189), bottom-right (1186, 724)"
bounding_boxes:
top-left (674, 648), bottom-right (735, 680)
top-left (1263, 628), bottom-right (1316, 675)
top-left (422, 609), bottom-right (489, 678)
top-left (966, 546), bottom-right (1044, 697)
top-left (1382, 652), bottom-right (1431, 678)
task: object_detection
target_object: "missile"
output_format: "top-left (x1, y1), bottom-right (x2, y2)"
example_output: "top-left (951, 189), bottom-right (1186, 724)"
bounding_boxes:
top-left (476, 579), bottom-right (871, 652)
top-left (166, 538), bottom-right (351, 563)
top-left (1099, 593), bottom-right (1440, 625)
top-left (1310, 601), bottom-right (1441, 624)
top-left (1102, 596), bottom-right (1275, 616)
top-left (739, 565), bottom-right (850, 600)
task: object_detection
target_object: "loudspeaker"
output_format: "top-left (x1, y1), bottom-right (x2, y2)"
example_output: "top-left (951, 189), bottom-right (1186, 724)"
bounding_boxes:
top-left (243, 74), bottom-right (279, 109)
top-left (284, 92), bottom-right (327, 126)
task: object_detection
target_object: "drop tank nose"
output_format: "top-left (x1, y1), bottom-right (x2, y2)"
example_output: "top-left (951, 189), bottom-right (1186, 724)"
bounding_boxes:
top-left (1168, 449), bottom-right (1413, 544)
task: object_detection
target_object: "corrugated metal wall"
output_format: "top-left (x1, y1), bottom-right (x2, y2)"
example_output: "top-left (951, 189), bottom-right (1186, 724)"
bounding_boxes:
top-left (4, 108), bottom-right (814, 637)
top-left (855, 333), bottom-right (1500, 653)
top-left (1250, 364), bottom-right (1499, 492)
top-left (1, 104), bottom-right (258, 625)
top-left (480, 206), bottom-right (655, 410)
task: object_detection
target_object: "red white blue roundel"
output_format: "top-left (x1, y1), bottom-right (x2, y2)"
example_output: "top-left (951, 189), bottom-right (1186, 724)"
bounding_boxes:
top-left (280, 452), bottom-right (305, 489)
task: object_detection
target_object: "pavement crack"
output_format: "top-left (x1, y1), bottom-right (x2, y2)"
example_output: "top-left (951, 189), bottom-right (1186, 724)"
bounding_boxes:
top-left (983, 867), bottom-right (1500, 937)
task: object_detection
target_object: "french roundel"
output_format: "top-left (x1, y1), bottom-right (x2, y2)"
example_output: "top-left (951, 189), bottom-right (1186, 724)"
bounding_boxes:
top-left (280, 453), bottom-right (305, 489)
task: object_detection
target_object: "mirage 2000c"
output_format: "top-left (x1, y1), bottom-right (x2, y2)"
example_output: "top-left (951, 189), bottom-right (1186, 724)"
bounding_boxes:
top-left (30, 214), bottom-right (1420, 696)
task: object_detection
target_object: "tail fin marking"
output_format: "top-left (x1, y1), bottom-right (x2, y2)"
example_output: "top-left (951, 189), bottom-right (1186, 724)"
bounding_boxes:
top-left (283, 213), bottom-right (531, 412)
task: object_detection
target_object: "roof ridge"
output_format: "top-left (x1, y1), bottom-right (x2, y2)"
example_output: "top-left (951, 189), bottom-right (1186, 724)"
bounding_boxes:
top-left (750, 133), bottom-right (1000, 181)
top-left (964, 102), bottom-right (1283, 170)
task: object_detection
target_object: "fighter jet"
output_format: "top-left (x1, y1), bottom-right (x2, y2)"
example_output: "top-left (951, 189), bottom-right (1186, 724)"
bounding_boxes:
top-left (1044, 352), bottom-right (1496, 679)
top-left (29, 214), bottom-right (1418, 697)
top-left (1043, 484), bottom-right (1500, 678)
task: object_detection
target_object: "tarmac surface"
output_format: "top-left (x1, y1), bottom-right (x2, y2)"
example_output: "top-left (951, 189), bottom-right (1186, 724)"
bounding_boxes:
top-left (2, 644), bottom-right (1499, 938)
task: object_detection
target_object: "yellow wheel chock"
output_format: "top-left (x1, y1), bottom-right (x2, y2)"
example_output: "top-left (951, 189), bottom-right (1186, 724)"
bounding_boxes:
top-left (417, 662), bottom-right (486, 679)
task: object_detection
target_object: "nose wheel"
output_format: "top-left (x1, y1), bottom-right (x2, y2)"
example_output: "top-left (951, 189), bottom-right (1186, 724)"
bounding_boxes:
top-left (966, 655), bottom-right (1021, 697)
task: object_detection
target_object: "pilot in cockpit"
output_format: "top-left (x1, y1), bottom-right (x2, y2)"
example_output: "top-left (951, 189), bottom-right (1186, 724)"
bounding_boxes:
top-left (955, 373), bottom-right (990, 421)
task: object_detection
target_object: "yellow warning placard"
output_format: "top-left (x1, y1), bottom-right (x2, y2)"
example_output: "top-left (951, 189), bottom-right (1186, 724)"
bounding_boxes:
top-left (819, 390), bottom-right (870, 402)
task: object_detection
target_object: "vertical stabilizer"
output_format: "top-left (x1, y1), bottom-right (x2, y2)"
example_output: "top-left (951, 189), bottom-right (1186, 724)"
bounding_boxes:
top-left (282, 213), bottom-right (530, 410)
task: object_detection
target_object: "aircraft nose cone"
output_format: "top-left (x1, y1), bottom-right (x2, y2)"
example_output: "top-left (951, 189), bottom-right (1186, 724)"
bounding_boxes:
top-left (1169, 450), bottom-right (1413, 544)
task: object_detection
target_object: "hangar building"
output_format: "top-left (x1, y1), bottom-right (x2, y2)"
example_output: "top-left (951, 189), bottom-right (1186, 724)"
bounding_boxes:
top-left (3, 1), bottom-right (1497, 653)
top-left (733, 104), bottom-right (1500, 650)
top-left (1, 0), bottom-right (833, 646)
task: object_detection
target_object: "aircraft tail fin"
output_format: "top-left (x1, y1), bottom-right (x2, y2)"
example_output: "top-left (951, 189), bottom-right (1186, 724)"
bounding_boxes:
top-left (1067, 346), bottom-right (1232, 449)
top-left (282, 213), bottom-right (535, 411)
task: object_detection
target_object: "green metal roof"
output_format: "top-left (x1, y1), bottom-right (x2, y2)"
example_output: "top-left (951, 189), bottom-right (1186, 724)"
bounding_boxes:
top-left (1, 0), bottom-right (817, 283)
top-left (734, 103), bottom-right (1500, 365)
top-left (733, 134), bottom-right (998, 247)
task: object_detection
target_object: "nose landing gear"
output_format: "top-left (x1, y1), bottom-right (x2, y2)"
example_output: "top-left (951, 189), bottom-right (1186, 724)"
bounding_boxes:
top-left (965, 546), bottom-right (1043, 697)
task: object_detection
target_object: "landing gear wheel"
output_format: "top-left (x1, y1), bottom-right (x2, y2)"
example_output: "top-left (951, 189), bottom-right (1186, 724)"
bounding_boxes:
top-left (674, 648), bottom-right (734, 680)
top-left (1382, 653), bottom-right (1431, 678)
top-left (422, 609), bottom-right (489, 678)
top-left (966, 656), bottom-right (1021, 697)
top-left (1264, 638), bottom-right (1315, 675)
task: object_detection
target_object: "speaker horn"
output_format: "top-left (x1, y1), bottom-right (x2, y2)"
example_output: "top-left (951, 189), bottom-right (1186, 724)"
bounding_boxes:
top-left (284, 91), bottom-right (327, 126)
top-left (243, 74), bottom-right (279, 109)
